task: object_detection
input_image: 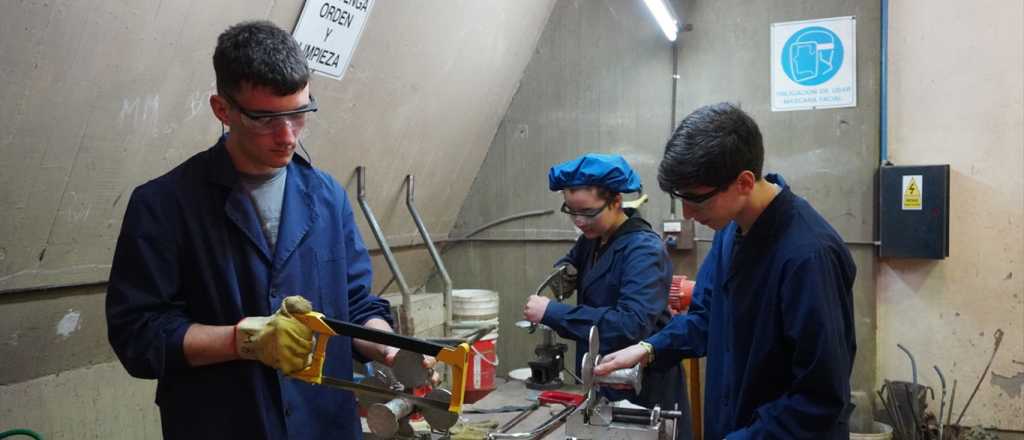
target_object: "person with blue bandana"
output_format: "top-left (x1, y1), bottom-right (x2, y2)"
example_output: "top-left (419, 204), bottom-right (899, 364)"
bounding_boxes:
top-left (594, 103), bottom-right (857, 439)
top-left (521, 153), bottom-right (693, 439)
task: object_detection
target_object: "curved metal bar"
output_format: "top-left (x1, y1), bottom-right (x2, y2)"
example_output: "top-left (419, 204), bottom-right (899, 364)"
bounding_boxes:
top-left (405, 174), bottom-right (453, 333)
top-left (356, 167), bottom-right (412, 325)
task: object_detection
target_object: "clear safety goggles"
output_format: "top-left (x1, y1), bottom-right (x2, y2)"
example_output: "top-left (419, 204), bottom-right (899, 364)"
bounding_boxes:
top-left (224, 94), bottom-right (318, 134)
top-left (561, 200), bottom-right (609, 224)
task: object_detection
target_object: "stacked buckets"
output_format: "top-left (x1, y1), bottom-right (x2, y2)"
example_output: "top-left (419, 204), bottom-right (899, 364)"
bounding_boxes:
top-left (451, 289), bottom-right (500, 403)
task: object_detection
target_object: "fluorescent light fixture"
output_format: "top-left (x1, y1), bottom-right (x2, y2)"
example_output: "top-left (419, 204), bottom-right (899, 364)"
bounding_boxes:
top-left (643, 0), bottom-right (679, 42)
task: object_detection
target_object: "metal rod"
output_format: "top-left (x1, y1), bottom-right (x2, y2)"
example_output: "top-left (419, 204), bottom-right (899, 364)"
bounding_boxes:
top-left (667, 34), bottom-right (680, 221)
top-left (955, 328), bottom-right (1004, 425)
top-left (934, 366), bottom-right (946, 440)
top-left (877, 389), bottom-right (902, 439)
top-left (612, 414), bottom-right (654, 425)
top-left (405, 174), bottom-right (453, 334)
top-left (498, 405), bottom-right (539, 433)
top-left (946, 379), bottom-right (957, 429)
top-left (902, 382), bottom-right (920, 440)
top-left (487, 403), bottom-right (577, 439)
top-left (320, 376), bottom-right (449, 411)
top-left (694, 237), bottom-right (881, 246)
top-left (880, 0), bottom-right (890, 165)
top-left (897, 343), bottom-right (918, 385)
top-left (356, 166), bottom-right (412, 330)
top-left (454, 209), bottom-right (556, 242)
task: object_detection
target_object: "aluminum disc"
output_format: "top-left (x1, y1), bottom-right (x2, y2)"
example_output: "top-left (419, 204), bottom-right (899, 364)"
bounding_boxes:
top-left (581, 352), bottom-right (595, 394)
top-left (419, 388), bottom-right (459, 432)
top-left (392, 349), bottom-right (430, 389)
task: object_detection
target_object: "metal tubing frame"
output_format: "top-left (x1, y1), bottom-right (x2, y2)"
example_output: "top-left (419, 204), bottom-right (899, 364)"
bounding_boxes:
top-left (404, 174), bottom-right (454, 333)
top-left (356, 166), bottom-right (412, 328)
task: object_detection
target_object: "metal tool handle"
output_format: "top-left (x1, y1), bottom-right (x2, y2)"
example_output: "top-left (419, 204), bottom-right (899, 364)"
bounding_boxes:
top-left (291, 312), bottom-right (470, 414)
top-left (526, 265), bottom-right (573, 333)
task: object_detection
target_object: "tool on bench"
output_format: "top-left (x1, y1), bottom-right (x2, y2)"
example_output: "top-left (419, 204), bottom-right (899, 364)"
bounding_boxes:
top-left (515, 265), bottom-right (575, 390)
top-left (493, 327), bottom-right (683, 440)
top-left (290, 311), bottom-right (470, 437)
top-left (565, 326), bottom-right (679, 440)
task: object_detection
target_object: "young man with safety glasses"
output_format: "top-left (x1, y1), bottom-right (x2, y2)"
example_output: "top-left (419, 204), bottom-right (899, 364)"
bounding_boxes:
top-left (106, 21), bottom-right (421, 439)
top-left (595, 103), bottom-right (857, 439)
top-left (522, 153), bottom-right (693, 439)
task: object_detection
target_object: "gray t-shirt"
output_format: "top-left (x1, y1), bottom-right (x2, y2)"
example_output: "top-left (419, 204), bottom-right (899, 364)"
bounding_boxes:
top-left (239, 167), bottom-right (287, 253)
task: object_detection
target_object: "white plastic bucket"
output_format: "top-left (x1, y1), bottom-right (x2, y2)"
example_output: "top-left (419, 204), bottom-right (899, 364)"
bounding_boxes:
top-left (850, 422), bottom-right (893, 440)
top-left (452, 289), bottom-right (499, 321)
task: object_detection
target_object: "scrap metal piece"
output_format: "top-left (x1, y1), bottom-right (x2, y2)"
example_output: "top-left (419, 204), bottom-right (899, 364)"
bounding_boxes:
top-left (367, 397), bottom-right (415, 438)
top-left (421, 388), bottom-right (459, 432)
top-left (393, 349), bottom-right (431, 389)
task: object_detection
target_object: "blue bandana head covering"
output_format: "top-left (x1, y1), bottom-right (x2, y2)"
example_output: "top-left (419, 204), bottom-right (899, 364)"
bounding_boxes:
top-left (548, 153), bottom-right (642, 193)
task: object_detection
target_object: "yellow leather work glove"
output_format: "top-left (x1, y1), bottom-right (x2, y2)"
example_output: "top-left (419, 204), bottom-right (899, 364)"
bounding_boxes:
top-left (235, 295), bottom-right (314, 374)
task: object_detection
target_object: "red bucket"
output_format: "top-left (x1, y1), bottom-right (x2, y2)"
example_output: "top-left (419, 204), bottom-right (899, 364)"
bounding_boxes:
top-left (464, 331), bottom-right (498, 403)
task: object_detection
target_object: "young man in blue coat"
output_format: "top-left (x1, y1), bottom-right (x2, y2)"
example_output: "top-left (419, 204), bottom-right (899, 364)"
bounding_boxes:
top-left (105, 21), bottom-right (423, 439)
top-left (595, 103), bottom-right (857, 439)
top-left (522, 153), bottom-right (693, 439)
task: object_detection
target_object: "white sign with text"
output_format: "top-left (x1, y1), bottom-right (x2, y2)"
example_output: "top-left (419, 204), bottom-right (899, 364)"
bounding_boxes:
top-left (292, 0), bottom-right (375, 80)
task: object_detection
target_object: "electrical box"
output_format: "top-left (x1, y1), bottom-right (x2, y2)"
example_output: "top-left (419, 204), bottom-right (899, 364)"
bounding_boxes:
top-left (662, 218), bottom-right (695, 250)
top-left (879, 164), bottom-right (950, 259)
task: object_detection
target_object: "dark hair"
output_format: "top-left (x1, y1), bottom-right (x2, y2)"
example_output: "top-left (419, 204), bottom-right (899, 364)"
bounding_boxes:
top-left (213, 21), bottom-right (310, 97)
top-left (657, 102), bottom-right (764, 193)
top-left (566, 186), bottom-right (620, 204)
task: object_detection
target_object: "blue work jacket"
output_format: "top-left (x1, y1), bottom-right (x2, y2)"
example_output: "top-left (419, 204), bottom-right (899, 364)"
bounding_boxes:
top-left (542, 213), bottom-right (691, 439)
top-left (106, 136), bottom-right (392, 439)
top-left (647, 174), bottom-right (857, 439)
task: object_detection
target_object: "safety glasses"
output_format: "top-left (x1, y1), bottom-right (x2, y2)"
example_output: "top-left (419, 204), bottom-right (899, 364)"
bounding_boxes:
top-left (560, 200), bottom-right (610, 218)
top-left (223, 94), bottom-right (318, 134)
top-left (669, 186), bottom-right (724, 205)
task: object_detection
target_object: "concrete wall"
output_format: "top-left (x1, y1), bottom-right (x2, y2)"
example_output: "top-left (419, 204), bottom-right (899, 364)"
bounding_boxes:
top-left (0, 0), bottom-right (555, 436)
top-left (0, 0), bottom-right (554, 295)
top-left (879, 0), bottom-right (1024, 431)
top-left (444, 0), bottom-right (684, 378)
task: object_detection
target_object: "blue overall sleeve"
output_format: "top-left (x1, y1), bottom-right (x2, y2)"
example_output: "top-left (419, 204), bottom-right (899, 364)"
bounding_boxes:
top-left (105, 186), bottom-right (191, 379)
top-left (554, 239), bottom-right (583, 270)
top-left (644, 238), bottom-right (718, 368)
top-left (541, 238), bottom-right (670, 352)
top-left (726, 249), bottom-right (855, 439)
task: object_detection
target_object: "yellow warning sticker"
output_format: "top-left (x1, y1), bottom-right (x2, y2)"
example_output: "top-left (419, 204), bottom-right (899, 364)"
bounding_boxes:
top-left (902, 175), bottom-right (922, 210)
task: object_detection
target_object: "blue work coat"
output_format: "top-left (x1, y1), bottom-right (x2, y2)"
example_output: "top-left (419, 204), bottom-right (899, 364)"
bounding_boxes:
top-left (106, 136), bottom-right (392, 439)
top-left (647, 174), bottom-right (857, 439)
top-left (542, 214), bottom-right (692, 439)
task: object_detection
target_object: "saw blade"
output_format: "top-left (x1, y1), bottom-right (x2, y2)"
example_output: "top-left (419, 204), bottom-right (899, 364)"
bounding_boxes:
top-left (319, 376), bottom-right (453, 413)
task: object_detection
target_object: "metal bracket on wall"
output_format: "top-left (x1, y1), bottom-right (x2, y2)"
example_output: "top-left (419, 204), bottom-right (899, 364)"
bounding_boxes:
top-left (356, 166), bottom-right (412, 334)
top-left (404, 174), bottom-right (454, 334)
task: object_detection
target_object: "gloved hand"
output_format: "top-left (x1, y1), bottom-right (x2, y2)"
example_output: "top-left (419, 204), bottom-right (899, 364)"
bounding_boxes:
top-left (551, 263), bottom-right (578, 300)
top-left (235, 295), bottom-right (314, 374)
